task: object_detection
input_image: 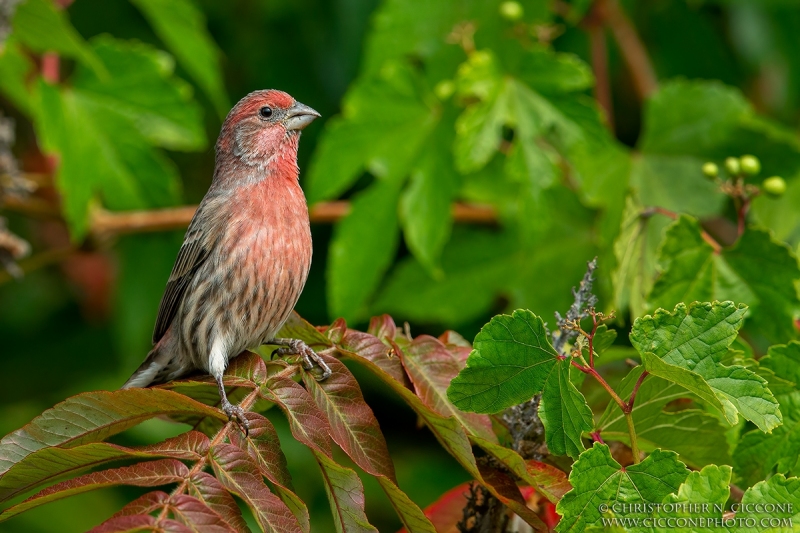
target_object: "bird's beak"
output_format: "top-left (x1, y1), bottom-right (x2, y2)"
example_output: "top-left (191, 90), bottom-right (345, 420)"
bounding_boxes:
top-left (284, 102), bottom-right (320, 131)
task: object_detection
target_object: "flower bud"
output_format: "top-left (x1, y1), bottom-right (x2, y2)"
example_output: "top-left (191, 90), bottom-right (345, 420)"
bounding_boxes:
top-left (724, 157), bottom-right (741, 176)
top-left (762, 176), bottom-right (786, 198)
top-left (500, 1), bottom-right (524, 21)
top-left (702, 162), bottom-right (719, 179)
top-left (740, 155), bottom-right (761, 176)
top-left (434, 80), bottom-right (455, 100)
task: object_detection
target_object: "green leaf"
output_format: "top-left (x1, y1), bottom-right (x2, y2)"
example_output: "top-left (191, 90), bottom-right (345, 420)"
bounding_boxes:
top-left (327, 178), bottom-right (403, 322)
top-left (737, 475), bottom-right (800, 532)
top-left (724, 228), bottom-right (800, 343)
top-left (0, 459), bottom-right (189, 521)
top-left (555, 444), bottom-right (689, 533)
top-left (631, 301), bottom-right (782, 431)
top-left (539, 361), bottom-right (595, 459)
top-left (645, 465), bottom-right (732, 532)
top-left (734, 392), bottom-right (800, 487)
top-left (598, 366), bottom-right (731, 468)
top-left (760, 341), bottom-right (800, 387)
top-left (0, 39), bottom-right (35, 114)
top-left (129, 0), bottom-right (228, 117)
top-left (11, 0), bottom-right (104, 75)
top-left (447, 309), bottom-right (559, 413)
top-left (306, 62), bottom-right (437, 204)
top-left (612, 196), bottom-right (662, 319)
top-left (631, 154), bottom-right (726, 218)
top-left (399, 123), bottom-right (459, 276)
top-left (447, 309), bottom-right (593, 457)
top-left (516, 48), bottom-right (594, 94)
top-left (639, 80), bottom-right (751, 155)
top-left (649, 216), bottom-right (800, 344)
top-left (73, 36), bottom-right (206, 151)
top-left (663, 464), bottom-right (732, 508)
top-left (374, 228), bottom-right (518, 325)
top-left (34, 78), bottom-right (182, 239)
top-left (313, 451), bottom-right (379, 533)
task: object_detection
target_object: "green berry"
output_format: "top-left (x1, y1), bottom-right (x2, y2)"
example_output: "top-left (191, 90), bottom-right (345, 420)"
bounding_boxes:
top-left (740, 155), bottom-right (761, 176)
top-left (434, 80), bottom-right (455, 100)
top-left (724, 157), bottom-right (741, 176)
top-left (499, 1), bottom-right (524, 21)
top-left (702, 162), bottom-right (719, 179)
top-left (762, 176), bottom-right (787, 197)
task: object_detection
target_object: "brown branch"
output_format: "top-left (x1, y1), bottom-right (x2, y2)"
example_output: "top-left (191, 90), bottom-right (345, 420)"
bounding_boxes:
top-left (594, 0), bottom-right (657, 100)
top-left (584, 5), bottom-right (614, 132)
top-left (5, 197), bottom-right (499, 239)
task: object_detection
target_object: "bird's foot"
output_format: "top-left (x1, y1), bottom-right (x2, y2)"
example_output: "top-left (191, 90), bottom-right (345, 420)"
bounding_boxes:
top-left (220, 398), bottom-right (250, 437)
top-left (272, 339), bottom-right (332, 381)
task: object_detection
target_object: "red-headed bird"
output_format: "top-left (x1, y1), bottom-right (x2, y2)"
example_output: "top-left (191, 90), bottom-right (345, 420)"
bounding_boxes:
top-left (122, 90), bottom-right (330, 432)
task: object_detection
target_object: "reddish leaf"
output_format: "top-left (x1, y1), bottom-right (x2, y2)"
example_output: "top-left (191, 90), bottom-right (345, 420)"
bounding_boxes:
top-left (301, 354), bottom-right (435, 531)
top-left (470, 436), bottom-right (571, 503)
top-left (229, 413), bottom-right (310, 532)
top-left (137, 431), bottom-right (210, 460)
top-left (397, 482), bottom-right (469, 533)
top-left (110, 492), bottom-right (238, 533)
top-left (0, 389), bottom-right (225, 476)
top-left (326, 318), bottom-right (348, 344)
top-left (336, 327), bottom-right (411, 388)
top-left (476, 462), bottom-right (546, 531)
top-left (334, 343), bottom-right (547, 531)
top-left (222, 351), bottom-right (268, 385)
top-left (112, 491), bottom-right (170, 517)
top-left (0, 459), bottom-right (188, 521)
top-left (210, 443), bottom-right (301, 533)
top-left (169, 493), bottom-right (239, 533)
top-left (261, 374), bottom-right (332, 457)
top-left (0, 434), bottom-right (205, 503)
top-left (397, 335), bottom-right (496, 442)
top-left (229, 413), bottom-right (292, 488)
top-left (301, 353), bottom-right (395, 481)
top-left (91, 514), bottom-right (193, 533)
top-left (367, 314), bottom-right (398, 341)
top-left (437, 331), bottom-right (472, 364)
top-left (313, 451), bottom-right (378, 533)
top-left (187, 472), bottom-right (249, 533)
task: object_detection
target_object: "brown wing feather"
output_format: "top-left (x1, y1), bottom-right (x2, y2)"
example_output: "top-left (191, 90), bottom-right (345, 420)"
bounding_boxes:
top-left (152, 214), bottom-right (212, 344)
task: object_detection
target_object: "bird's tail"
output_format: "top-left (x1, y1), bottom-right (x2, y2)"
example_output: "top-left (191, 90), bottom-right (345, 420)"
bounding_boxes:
top-left (121, 344), bottom-right (184, 389)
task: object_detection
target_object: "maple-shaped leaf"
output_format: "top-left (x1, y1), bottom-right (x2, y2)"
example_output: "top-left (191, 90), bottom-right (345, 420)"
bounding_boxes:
top-left (447, 309), bottom-right (593, 458)
top-left (555, 444), bottom-right (689, 533)
top-left (631, 301), bottom-right (781, 432)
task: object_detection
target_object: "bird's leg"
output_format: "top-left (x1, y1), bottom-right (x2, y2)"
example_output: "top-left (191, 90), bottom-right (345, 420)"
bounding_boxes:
top-left (216, 376), bottom-right (250, 436)
top-left (267, 338), bottom-right (332, 380)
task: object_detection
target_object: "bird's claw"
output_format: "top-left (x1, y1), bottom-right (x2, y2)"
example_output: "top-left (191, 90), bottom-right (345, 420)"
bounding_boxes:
top-left (221, 399), bottom-right (250, 437)
top-left (273, 339), bottom-right (332, 381)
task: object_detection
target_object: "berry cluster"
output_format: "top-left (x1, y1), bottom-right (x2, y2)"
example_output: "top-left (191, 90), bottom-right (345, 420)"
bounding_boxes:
top-left (702, 155), bottom-right (786, 198)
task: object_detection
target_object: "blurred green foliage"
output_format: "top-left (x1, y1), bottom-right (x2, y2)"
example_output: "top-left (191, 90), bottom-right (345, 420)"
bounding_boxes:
top-left (1, 0), bottom-right (799, 531)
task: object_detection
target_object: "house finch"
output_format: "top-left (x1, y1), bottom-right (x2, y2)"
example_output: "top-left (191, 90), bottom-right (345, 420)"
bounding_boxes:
top-left (122, 90), bottom-right (331, 432)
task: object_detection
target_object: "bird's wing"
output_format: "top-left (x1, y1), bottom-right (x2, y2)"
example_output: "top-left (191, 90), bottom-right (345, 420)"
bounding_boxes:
top-left (152, 205), bottom-right (215, 344)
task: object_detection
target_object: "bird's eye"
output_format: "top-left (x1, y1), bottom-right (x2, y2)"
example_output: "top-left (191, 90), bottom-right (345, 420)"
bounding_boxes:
top-left (259, 106), bottom-right (273, 118)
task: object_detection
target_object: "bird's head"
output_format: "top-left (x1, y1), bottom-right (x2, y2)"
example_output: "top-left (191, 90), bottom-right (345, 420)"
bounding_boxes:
top-left (217, 90), bottom-right (320, 169)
